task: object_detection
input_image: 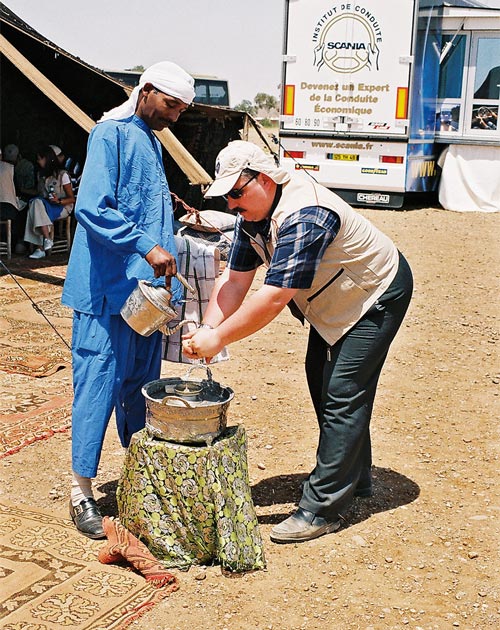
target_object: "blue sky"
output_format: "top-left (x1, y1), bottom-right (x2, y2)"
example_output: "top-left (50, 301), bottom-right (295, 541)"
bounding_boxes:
top-left (3, 0), bottom-right (285, 107)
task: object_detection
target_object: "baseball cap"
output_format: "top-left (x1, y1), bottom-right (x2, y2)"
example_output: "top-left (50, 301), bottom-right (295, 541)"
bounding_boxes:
top-left (49, 145), bottom-right (62, 157)
top-left (204, 140), bottom-right (290, 198)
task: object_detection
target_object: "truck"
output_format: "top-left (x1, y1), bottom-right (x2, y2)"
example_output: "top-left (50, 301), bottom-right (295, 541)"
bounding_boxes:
top-left (105, 70), bottom-right (230, 107)
top-left (279, 0), bottom-right (500, 208)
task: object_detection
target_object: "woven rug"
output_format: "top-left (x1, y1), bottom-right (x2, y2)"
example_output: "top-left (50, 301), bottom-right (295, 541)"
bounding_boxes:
top-left (0, 394), bottom-right (72, 459)
top-left (0, 351), bottom-right (69, 377)
top-left (0, 501), bottom-right (176, 630)
top-left (0, 255), bottom-right (69, 284)
top-left (0, 270), bottom-right (73, 457)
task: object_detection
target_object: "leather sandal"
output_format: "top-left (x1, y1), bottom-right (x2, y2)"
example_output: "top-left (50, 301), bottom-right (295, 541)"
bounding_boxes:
top-left (69, 498), bottom-right (105, 539)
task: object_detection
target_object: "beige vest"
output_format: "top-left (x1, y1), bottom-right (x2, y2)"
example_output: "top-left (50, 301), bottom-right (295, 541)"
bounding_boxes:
top-left (0, 161), bottom-right (18, 206)
top-left (247, 176), bottom-right (399, 345)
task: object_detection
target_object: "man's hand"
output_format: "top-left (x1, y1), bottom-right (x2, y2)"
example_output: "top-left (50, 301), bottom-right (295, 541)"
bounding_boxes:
top-left (145, 245), bottom-right (177, 288)
top-left (182, 328), bottom-right (222, 363)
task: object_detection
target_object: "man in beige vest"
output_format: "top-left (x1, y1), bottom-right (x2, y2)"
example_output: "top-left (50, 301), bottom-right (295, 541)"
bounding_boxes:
top-left (183, 141), bottom-right (413, 543)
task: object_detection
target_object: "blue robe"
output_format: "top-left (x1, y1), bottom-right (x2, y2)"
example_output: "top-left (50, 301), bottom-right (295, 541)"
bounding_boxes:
top-left (62, 115), bottom-right (181, 312)
top-left (62, 115), bottom-right (180, 477)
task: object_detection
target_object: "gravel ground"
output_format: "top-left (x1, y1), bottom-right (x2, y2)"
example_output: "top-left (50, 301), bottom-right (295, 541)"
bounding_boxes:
top-left (0, 203), bottom-right (498, 630)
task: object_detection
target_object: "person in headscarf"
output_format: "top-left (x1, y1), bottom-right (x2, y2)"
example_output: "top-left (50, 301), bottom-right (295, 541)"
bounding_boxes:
top-left (62, 61), bottom-right (195, 539)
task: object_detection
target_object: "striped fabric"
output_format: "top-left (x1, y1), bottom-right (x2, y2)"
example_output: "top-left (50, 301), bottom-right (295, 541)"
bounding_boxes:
top-left (162, 235), bottom-right (229, 364)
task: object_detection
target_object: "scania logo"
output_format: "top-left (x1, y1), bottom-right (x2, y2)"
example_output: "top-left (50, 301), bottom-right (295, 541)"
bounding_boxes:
top-left (327, 42), bottom-right (367, 50)
top-left (312, 4), bottom-right (383, 74)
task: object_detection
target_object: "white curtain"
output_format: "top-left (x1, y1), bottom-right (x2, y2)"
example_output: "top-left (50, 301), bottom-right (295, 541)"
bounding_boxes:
top-left (438, 144), bottom-right (500, 213)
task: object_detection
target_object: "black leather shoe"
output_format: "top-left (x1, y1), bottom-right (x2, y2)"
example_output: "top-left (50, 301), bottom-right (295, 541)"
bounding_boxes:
top-left (270, 508), bottom-right (340, 544)
top-left (69, 498), bottom-right (105, 539)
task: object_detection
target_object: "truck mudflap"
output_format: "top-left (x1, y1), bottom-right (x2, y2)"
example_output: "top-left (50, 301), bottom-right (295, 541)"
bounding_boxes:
top-left (334, 189), bottom-right (404, 209)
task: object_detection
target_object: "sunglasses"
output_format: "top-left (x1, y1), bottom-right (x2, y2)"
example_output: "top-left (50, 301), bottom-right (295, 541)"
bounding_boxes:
top-left (226, 172), bottom-right (259, 199)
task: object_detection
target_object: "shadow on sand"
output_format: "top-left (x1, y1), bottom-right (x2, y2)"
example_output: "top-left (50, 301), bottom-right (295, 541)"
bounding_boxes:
top-left (97, 465), bottom-right (420, 534)
top-left (251, 466), bottom-right (420, 529)
top-left (0, 253), bottom-right (69, 287)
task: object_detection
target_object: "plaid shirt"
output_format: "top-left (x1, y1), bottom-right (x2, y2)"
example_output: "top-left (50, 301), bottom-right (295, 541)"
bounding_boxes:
top-left (227, 206), bottom-right (340, 289)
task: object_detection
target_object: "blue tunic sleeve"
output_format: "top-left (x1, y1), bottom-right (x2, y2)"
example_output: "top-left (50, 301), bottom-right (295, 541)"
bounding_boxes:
top-left (62, 116), bottom-right (181, 315)
top-left (75, 123), bottom-right (158, 257)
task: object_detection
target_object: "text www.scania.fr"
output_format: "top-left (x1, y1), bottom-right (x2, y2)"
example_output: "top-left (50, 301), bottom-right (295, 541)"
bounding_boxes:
top-left (311, 141), bottom-right (374, 150)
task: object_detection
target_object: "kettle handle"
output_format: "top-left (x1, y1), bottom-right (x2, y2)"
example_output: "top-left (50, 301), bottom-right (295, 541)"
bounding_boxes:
top-left (183, 362), bottom-right (213, 383)
top-left (160, 395), bottom-right (194, 408)
top-left (175, 272), bottom-right (195, 294)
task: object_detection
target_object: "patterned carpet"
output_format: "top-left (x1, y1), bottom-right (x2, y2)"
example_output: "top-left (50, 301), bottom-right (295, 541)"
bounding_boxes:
top-left (0, 394), bottom-right (72, 459)
top-left (0, 262), bottom-right (178, 626)
top-left (0, 345), bottom-right (69, 378)
top-left (0, 501), bottom-right (176, 630)
top-left (0, 263), bottom-right (73, 458)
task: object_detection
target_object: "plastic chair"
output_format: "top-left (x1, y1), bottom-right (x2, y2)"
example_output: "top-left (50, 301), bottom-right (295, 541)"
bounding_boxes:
top-left (0, 219), bottom-right (12, 259)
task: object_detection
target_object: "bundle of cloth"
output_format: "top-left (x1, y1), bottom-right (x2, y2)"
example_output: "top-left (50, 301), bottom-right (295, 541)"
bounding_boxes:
top-left (176, 209), bottom-right (236, 261)
top-left (98, 516), bottom-right (179, 591)
top-left (162, 234), bottom-right (230, 364)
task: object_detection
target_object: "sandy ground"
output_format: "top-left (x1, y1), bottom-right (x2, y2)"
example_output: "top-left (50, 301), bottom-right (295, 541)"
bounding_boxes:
top-left (0, 201), bottom-right (499, 629)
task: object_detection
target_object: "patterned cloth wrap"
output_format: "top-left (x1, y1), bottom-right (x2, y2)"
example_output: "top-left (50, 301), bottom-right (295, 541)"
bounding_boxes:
top-left (98, 516), bottom-right (179, 590)
top-left (117, 425), bottom-right (266, 572)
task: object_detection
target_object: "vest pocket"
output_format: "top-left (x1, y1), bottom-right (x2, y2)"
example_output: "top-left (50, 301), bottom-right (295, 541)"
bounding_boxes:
top-left (304, 269), bottom-right (369, 327)
top-left (307, 268), bottom-right (345, 303)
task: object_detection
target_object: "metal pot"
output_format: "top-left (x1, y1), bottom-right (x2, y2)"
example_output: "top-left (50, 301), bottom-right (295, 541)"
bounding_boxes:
top-left (142, 365), bottom-right (234, 445)
top-left (120, 274), bottom-right (195, 337)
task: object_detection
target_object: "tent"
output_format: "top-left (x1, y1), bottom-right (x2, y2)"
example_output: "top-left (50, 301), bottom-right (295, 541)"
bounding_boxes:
top-left (0, 2), bottom-right (250, 210)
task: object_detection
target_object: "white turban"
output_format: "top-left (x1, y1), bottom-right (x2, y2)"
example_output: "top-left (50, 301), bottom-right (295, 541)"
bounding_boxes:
top-left (99, 61), bottom-right (195, 123)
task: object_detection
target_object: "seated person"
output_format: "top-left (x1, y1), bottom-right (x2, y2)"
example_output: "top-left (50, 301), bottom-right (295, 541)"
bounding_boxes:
top-left (0, 155), bottom-right (26, 252)
top-left (3, 143), bottom-right (35, 200)
top-left (3, 144), bottom-right (35, 253)
top-left (50, 144), bottom-right (82, 195)
top-left (24, 145), bottom-right (75, 259)
top-left (471, 106), bottom-right (498, 130)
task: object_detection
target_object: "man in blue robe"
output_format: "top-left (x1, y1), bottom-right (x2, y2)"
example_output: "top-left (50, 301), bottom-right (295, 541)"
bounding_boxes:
top-left (62, 61), bottom-right (195, 538)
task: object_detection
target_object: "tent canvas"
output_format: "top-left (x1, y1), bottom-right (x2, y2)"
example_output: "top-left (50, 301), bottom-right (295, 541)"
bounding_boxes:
top-left (0, 1), bottom-right (248, 209)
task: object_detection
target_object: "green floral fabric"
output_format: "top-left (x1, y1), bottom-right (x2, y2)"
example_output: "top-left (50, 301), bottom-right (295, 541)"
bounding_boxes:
top-left (117, 425), bottom-right (266, 572)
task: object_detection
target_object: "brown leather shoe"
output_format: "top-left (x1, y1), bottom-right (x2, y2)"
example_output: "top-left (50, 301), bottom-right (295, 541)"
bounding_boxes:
top-left (69, 498), bottom-right (105, 539)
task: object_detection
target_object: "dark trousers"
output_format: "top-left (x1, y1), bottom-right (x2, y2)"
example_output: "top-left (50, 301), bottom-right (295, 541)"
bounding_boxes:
top-left (300, 253), bottom-right (413, 518)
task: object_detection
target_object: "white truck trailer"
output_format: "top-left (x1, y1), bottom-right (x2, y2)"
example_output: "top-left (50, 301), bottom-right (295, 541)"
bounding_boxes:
top-left (279, 0), bottom-right (500, 207)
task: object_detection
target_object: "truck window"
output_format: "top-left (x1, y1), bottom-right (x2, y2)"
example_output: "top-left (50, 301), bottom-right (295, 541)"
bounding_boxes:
top-left (439, 35), bottom-right (466, 100)
top-left (194, 79), bottom-right (229, 106)
top-left (474, 38), bottom-right (500, 99)
top-left (436, 35), bottom-right (466, 133)
top-left (437, 33), bottom-right (500, 138)
top-left (469, 35), bottom-right (499, 134)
